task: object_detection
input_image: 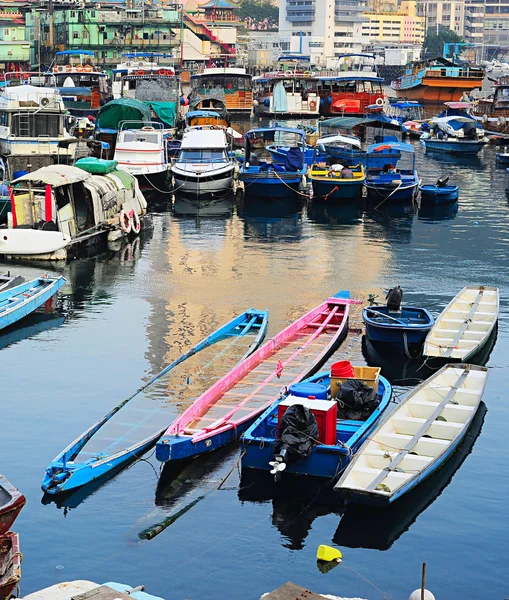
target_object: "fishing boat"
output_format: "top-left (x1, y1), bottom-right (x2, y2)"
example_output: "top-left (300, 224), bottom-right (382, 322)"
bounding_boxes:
top-left (363, 305), bottom-right (434, 348)
top-left (0, 276), bottom-right (65, 332)
top-left (113, 122), bottom-right (170, 192)
top-left (190, 67), bottom-right (253, 114)
top-left (391, 57), bottom-right (484, 103)
top-left (156, 291), bottom-right (355, 464)
top-left (20, 580), bottom-right (168, 600)
top-left (185, 97), bottom-right (231, 128)
top-left (318, 54), bottom-right (385, 117)
top-left (0, 532), bottom-right (21, 600)
top-left (419, 179), bottom-right (459, 205)
top-left (309, 135), bottom-right (365, 201)
top-left (472, 75), bottom-right (509, 133)
top-left (171, 127), bottom-right (235, 197)
top-left (423, 286), bottom-right (499, 362)
top-left (241, 371), bottom-right (392, 479)
top-left (112, 52), bottom-right (176, 100)
top-left (239, 127), bottom-right (306, 199)
top-left (334, 364), bottom-right (489, 505)
top-left (41, 309), bottom-right (268, 495)
top-left (0, 475), bottom-right (25, 535)
top-left (364, 142), bottom-right (420, 203)
top-left (0, 273), bottom-right (24, 293)
top-left (45, 50), bottom-right (113, 118)
top-left (421, 116), bottom-right (487, 155)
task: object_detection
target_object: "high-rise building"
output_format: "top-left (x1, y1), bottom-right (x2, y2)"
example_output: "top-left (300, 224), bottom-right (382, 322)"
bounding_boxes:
top-left (416, 0), bottom-right (465, 37)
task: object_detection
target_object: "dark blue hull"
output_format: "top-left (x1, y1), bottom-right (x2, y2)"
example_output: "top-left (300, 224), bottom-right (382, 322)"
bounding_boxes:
top-left (420, 185), bottom-right (459, 205)
top-left (363, 305), bottom-right (434, 350)
top-left (366, 184), bottom-right (417, 203)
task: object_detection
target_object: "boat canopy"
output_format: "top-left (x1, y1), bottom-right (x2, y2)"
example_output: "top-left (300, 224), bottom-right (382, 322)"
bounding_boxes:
top-left (369, 142), bottom-right (415, 153)
top-left (444, 101), bottom-right (473, 109)
top-left (186, 110), bottom-right (221, 120)
top-left (12, 165), bottom-right (91, 187)
top-left (335, 53), bottom-right (376, 60)
top-left (315, 135), bottom-right (361, 148)
top-left (58, 87), bottom-right (92, 95)
top-left (320, 116), bottom-right (378, 130)
top-left (96, 98), bottom-right (152, 130)
top-left (278, 55), bottom-right (311, 62)
top-left (148, 101), bottom-right (176, 127)
top-left (391, 101), bottom-right (423, 109)
top-left (181, 128), bottom-right (229, 149)
top-left (56, 50), bottom-right (95, 56)
top-left (432, 116), bottom-right (477, 128)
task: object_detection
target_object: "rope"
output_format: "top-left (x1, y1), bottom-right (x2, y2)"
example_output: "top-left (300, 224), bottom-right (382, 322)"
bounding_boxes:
top-left (263, 168), bottom-right (312, 199)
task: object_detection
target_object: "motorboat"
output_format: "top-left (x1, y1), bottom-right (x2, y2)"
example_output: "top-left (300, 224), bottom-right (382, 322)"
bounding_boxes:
top-left (421, 116), bottom-right (488, 155)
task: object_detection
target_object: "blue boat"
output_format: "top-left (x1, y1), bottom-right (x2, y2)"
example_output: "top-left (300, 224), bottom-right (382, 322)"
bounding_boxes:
top-left (365, 142), bottom-right (420, 203)
top-left (41, 308), bottom-right (269, 495)
top-left (422, 116), bottom-right (487, 155)
top-left (419, 179), bottom-right (459, 205)
top-left (241, 372), bottom-right (392, 479)
top-left (496, 151), bottom-right (509, 165)
top-left (239, 127), bottom-right (307, 198)
top-left (0, 276), bottom-right (65, 332)
top-left (363, 305), bottom-right (434, 347)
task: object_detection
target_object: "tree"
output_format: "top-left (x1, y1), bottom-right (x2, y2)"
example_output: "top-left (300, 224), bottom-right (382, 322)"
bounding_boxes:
top-left (237, 0), bottom-right (279, 30)
top-left (424, 26), bottom-right (464, 58)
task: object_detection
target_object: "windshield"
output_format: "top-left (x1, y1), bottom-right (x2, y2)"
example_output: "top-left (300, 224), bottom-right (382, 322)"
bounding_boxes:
top-left (180, 149), bottom-right (227, 163)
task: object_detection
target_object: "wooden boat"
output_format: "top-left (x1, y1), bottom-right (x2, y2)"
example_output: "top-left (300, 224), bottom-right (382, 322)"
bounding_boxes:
top-left (424, 287), bottom-right (499, 361)
top-left (156, 292), bottom-right (355, 463)
top-left (363, 305), bottom-right (434, 347)
top-left (0, 274), bottom-right (24, 293)
top-left (0, 476), bottom-right (25, 536)
top-left (190, 67), bottom-right (253, 115)
top-left (0, 276), bottom-right (65, 332)
top-left (335, 364), bottom-right (489, 505)
top-left (419, 183), bottom-right (459, 205)
top-left (241, 371), bottom-right (392, 479)
top-left (41, 309), bottom-right (268, 495)
top-left (0, 532), bottom-right (21, 600)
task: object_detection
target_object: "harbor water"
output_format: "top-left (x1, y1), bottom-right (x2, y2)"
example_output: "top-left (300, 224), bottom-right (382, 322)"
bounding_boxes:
top-left (1, 130), bottom-right (508, 600)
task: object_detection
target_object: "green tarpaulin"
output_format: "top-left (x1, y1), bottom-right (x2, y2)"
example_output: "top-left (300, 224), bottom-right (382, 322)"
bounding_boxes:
top-left (149, 101), bottom-right (177, 128)
top-left (97, 98), bottom-right (152, 131)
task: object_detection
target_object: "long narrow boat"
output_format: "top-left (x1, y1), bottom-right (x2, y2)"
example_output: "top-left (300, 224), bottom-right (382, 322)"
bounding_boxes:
top-left (424, 286), bottom-right (499, 361)
top-left (0, 276), bottom-right (65, 332)
top-left (156, 292), bottom-right (355, 463)
top-left (42, 309), bottom-right (269, 495)
top-left (241, 371), bottom-right (392, 479)
top-left (334, 364), bottom-right (488, 505)
top-left (0, 475), bottom-right (26, 536)
top-left (0, 532), bottom-right (21, 600)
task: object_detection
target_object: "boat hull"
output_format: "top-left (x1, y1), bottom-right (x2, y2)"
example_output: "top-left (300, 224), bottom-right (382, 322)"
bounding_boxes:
top-left (419, 185), bottom-right (459, 205)
top-left (363, 306), bottom-right (433, 347)
top-left (422, 139), bottom-right (485, 155)
top-left (395, 78), bottom-right (484, 104)
top-left (311, 178), bottom-right (363, 200)
top-left (0, 476), bottom-right (25, 536)
top-left (0, 532), bottom-right (21, 600)
top-left (240, 172), bottom-right (302, 198)
top-left (134, 168), bottom-right (171, 193)
top-left (366, 182), bottom-right (418, 203)
top-left (172, 165), bottom-right (234, 196)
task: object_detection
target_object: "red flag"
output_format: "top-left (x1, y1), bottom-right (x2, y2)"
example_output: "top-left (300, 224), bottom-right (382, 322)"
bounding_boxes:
top-left (276, 360), bottom-right (284, 379)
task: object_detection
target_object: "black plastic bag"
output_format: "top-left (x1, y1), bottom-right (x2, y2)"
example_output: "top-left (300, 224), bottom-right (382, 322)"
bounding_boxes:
top-left (337, 380), bottom-right (380, 421)
top-left (274, 404), bottom-right (319, 462)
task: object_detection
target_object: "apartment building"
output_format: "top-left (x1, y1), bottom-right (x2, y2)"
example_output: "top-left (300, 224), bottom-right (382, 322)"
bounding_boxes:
top-left (363, 1), bottom-right (425, 44)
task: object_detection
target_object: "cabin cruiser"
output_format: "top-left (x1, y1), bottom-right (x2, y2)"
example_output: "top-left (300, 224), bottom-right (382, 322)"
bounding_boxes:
top-left (0, 85), bottom-right (75, 176)
top-left (171, 127), bottom-right (235, 197)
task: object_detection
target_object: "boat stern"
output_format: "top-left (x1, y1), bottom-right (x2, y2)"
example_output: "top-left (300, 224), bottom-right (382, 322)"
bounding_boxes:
top-left (0, 229), bottom-right (70, 260)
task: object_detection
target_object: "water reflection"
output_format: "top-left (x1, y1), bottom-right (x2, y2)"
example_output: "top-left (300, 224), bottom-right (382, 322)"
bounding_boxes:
top-left (307, 201), bottom-right (362, 226)
top-left (0, 312), bottom-right (65, 352)
top-left (418, 200), bottom-right (459, 222)
top-left (173, 193), bottom-right (234, 218)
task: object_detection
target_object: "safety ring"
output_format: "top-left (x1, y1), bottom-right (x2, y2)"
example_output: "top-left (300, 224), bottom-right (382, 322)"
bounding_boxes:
top-left (119, 209), bottom-right (132, 234)
top-left (375, 97), bottom-right (384, 106)
top-left (131, 210), bottom-right (141, 234)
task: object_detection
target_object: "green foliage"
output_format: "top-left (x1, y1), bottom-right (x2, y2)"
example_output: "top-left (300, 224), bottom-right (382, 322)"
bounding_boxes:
top-left (237, 0), bottom-right (279, 30)
top-left (425, 26), bottom-right (464, 57)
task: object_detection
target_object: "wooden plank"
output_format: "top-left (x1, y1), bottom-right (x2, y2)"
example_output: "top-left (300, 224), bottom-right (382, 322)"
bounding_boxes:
top-left (365, 367), bottom-right (470, 492)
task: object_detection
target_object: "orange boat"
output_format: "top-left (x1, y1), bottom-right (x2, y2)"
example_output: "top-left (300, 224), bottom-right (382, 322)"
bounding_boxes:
top-left (392, 58), bottom-right (484, 104)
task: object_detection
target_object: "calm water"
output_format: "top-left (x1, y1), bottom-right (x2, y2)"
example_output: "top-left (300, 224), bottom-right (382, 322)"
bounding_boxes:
top-left (1, 133), bottom-right (509, 600)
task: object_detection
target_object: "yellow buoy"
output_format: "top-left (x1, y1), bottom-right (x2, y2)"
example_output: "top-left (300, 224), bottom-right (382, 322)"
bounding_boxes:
top-left (316, 545), bottom-right (342, 563)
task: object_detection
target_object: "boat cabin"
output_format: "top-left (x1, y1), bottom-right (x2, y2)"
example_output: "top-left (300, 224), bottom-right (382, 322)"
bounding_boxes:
top-left (112, 53), bottom-right (176, 99)
top-left (388, 101), bottom-right (424, 122)
top-left (253, 72), bottom-right (320, 116)
top-left (190, 67), bottom-right (252, 113)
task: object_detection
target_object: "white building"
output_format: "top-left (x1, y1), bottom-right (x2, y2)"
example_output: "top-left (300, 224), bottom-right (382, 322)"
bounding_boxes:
top-left (416, 0), bottom-right (466, 38)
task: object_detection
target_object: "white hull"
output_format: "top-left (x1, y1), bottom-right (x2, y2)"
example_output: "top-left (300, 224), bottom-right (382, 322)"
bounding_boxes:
top-left (335, 364), bottom-right (489, 504)
top-left (424, 286), bottom-right (499, 360)
top-left (0, 229), bottom-right (70, 257)
top-left (171, 164), bottom-right (234, 195)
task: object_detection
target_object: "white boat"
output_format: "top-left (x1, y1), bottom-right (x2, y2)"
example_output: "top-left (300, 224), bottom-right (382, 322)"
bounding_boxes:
top-left (334, 364), bottom-right (489, 505)
top-left (0, 85), bottom-right (75, 175)
top-left (113, 122), bottom-right (170, 192)
top-left (1, 164), bottom-right (147, 261)
top-left (424, 286), bottom-right (499, 361)
top-left (171, 127), bottom-right (235, 197)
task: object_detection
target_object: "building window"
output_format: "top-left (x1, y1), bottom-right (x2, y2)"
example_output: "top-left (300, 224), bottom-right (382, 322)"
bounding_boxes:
top-left (73, 31), bottom-right (79, 39)
top-left (83, 30), bottom-right (88, 39)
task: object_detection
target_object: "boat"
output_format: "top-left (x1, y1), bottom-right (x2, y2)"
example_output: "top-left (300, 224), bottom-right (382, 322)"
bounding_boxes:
top-left (495, 148), bottom-right (509, 165)
top-left (190, 67), bottom-right (253, 114)
top-left (318, 54), bottom-right (385, 117)
top-left (421, 116), bottom-right (488, 155)
top-left (239, 127), bottom-right (306, 199)
top-left (0, 164), bottom-right (147, 261)
top-left (363, 305), bottom-right (434, 348)
top-left (41, 309), bottom-right (268, 495)
top-left (20, 580), bottom-right (167, 600)
top-left (334, 364), bottom-right (489, 505)
top-left (391, 57), bottom-right (484, 103)
top-left (156, 291), bottom-right (355, 464)
top-left (0, 475), bottom-right (25, 535)
top-left (0, 532), bottom-right (21, 600)
top-left (185, 97), bottom-right (231, 128)
top-left (0, 276), bottom-right (65, 332)
top-left (364, 142), bottom-right (420, 203)
top-left (419, 178), bottom-right (459, 205)
top-left (112, 52), bottom-right (176, 99)
top-left (309, 135), bottom-right (365, 201)
top-left (0, 273), bottom-right (24, 293)
top-left (113, 122), bottom-right (170, 193)
top-left (171, 127), bottom-right (235, 197)
top-left (472, 75), bottom-right (509, 133)
top-left (253, 58), bottom-right (320, 117)
top-left (387, 101), bottom-right (424, 136)
top-left (423, 286), bottom-right (499, 362)
top-left (45, 50), bottom-right (113, 118)
top-left (241, 370), bottom-right (392, 479)
top-left (0, 85), bottom-right (75, 175)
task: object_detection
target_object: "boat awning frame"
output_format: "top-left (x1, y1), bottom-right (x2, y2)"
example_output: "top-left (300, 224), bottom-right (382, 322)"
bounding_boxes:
top-left (12, 165), bottom-right (91, 187)
top-left (315, 134), bottom-right (361, 148)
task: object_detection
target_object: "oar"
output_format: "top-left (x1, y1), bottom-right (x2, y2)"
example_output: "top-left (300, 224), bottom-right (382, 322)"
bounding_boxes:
top-left (365, 308), bottom-right (407, 326)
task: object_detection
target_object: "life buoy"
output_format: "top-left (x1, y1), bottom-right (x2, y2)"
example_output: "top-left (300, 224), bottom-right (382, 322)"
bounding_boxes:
top-left (284, 70), bottom-right (293, 77)
top-left (131, 210), bottom-right (141, 234)
top-left (141, 126), bottom-right (155, 131)
top-left (309, 99), bottom-right (317, 111)
top-left (158, 68), bottom-right (166, 75)
top-left (303, 70), bottom-right (312, 77)
top-left (76, 65), bottom-right (84, 72)
top-left (375, 97), bottom-right (384, 106)
top-left (136, 70), bottom-right (145, 76)
top-left (65, 65), bottom-right (72, 72)
top-left (53, 66), bottom-right (59, 73)
top-left (84, 64), bottom-right (93, 73)
top-left (119, 209), bottom-right (131, 234)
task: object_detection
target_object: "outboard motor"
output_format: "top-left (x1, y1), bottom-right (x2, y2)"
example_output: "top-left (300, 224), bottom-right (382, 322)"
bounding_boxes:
top-left (436, 176), bottom-right (449, 188)
top-left (386, 286), bottom-right (403, 312)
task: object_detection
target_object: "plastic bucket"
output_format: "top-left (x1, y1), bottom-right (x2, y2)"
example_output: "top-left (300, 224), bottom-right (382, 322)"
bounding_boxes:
top-left (331, 360), bottom-right (355, 378)
top-left (288, 382), bottom-right (327, 400)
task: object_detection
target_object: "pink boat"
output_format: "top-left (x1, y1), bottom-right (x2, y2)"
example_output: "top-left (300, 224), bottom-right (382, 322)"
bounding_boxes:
top-left (156, 291), bottom-right (356, 463)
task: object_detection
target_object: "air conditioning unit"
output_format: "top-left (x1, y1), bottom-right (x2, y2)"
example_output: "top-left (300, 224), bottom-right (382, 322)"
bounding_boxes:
top-left (7, 51), bottom-right (12, 55)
